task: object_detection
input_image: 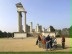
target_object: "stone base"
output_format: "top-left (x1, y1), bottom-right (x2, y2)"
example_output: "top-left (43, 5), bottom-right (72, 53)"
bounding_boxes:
top-left (14, 32), bottom-right (27, 38)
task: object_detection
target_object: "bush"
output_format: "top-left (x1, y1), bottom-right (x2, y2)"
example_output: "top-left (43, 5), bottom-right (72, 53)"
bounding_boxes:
top-left (56, 35), bottom-right (61, 37)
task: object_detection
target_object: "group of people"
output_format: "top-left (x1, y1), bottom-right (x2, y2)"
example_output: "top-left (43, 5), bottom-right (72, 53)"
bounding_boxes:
top-left (36, 35), bottom-right (65, 51)
top-left (36, 35), bottom-right (57, 51)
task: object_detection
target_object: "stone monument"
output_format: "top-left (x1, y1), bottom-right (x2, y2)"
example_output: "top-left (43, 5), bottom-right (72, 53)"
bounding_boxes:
top-left (14, 2), bottom-right (27, 38)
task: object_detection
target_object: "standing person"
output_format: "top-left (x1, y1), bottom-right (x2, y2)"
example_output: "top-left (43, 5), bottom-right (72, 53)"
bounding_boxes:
top-left (62, 36), bottom-right (65, 49)
top-left (50, 36), bottom-right (53, 50)
top-left (45, 35), bottom-right (51, 51)
top-left (42, 36), bottom-right (46, 49)
top-left (38, 35), bottom-right (42, 48)
top-left (36, 35), bottom-right (39, 45)
top-left (52, 36), bottom-right (57, 49)
top-left (40, 35), bottom-right (43, 48)
top-left (36, 39), bottom-right (38, 45)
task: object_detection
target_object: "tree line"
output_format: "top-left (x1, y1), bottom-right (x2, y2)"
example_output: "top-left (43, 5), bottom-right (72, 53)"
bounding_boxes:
top-left (55, 26), bottom-right (71, 37)
top-left (0, 31), bottom-right (13, 38)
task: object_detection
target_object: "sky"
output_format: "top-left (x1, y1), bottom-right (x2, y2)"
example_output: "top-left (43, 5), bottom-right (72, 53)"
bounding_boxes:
top-left (0, 0), bottom-right (71, 32)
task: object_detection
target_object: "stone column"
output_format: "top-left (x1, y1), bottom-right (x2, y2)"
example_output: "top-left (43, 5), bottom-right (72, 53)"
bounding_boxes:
top-left (43, 28), bottom-right (45, 32)
top-left (30, 22), bottom-right (32, 33)
top-left (35, 26), bottom-right (37, 32)
top-left (37, 24), bottom-right (39, 33)
top-left (18, 11), bottom-right (22, 32)
top-left (24, 11), bottom-right (27, 32)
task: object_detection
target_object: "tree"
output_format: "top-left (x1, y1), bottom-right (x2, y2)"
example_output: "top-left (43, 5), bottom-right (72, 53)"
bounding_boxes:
top-left (0, 30), bottom-right (3, 38)
top-left (3, 32), bottom-right (7, 37)
top-left (50, 26), bottom-right (55, 32)
top-left (58, 30), bottom-right (62, 35)
top-left (0, 30), bottom-right (13, 38)
top-left (69, 26), bottom-right (71, 36)
top-left (55, 29), bottom-right (62, 37)
top-left (7, 32), bottom-right (14, 38)
top-left (61, 28), bottom-right (69, 36)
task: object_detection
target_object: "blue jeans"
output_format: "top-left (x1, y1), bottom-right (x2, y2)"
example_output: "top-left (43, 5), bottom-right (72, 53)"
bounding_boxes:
top-left (38, 41), bottom-right (42, 48)
top-left (46, 41), bottom-right (50, 49)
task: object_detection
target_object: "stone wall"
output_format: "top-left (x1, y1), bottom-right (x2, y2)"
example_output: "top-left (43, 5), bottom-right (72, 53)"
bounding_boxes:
top-left (14, 32), bottom-right (27, 38)
top-left (42, 32), bottom-right (56, 37)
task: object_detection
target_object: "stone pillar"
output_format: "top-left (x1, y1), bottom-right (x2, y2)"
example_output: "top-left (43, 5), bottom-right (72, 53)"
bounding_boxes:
top-left (47, 27), bottom-right (51, 32)
top-left (35, 26), bottom-right (37, 32)
top-left (30, 22), bottom-right (32, 33)
top-left (37, 24), bottom-right (39, 33)
top-left (18, 11), bottom-right (22, 32)
top-left (24, 11), bottom-right (27, 32)
top-left (43, 28), bottom-right (45, 32)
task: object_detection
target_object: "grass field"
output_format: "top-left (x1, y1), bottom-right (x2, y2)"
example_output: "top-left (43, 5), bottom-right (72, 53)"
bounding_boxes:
top-left (0, 37), bottom-right (71, 52)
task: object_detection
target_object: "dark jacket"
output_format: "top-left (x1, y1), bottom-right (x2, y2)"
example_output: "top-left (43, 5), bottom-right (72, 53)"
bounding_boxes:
top-left (38, 36), bottom-right (41, 41)
top-left (45, 35), bottom-right (50, 41)
top-left (62, 38), bottom-right (65, 42)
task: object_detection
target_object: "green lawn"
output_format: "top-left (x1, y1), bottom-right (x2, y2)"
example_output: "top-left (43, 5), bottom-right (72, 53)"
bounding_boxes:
top-left (0, 52), bottom-right (71, 54)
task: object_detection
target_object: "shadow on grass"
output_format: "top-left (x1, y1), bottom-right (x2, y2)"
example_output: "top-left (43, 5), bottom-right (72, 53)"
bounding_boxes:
top-left (55, 44), bottom-right (71, 50)
top-left (47, 44), bottom-right (63, 51)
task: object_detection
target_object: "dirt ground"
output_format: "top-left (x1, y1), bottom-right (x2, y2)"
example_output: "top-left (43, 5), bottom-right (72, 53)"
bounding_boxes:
top-left (0, 37), bottom-right (71, 52)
